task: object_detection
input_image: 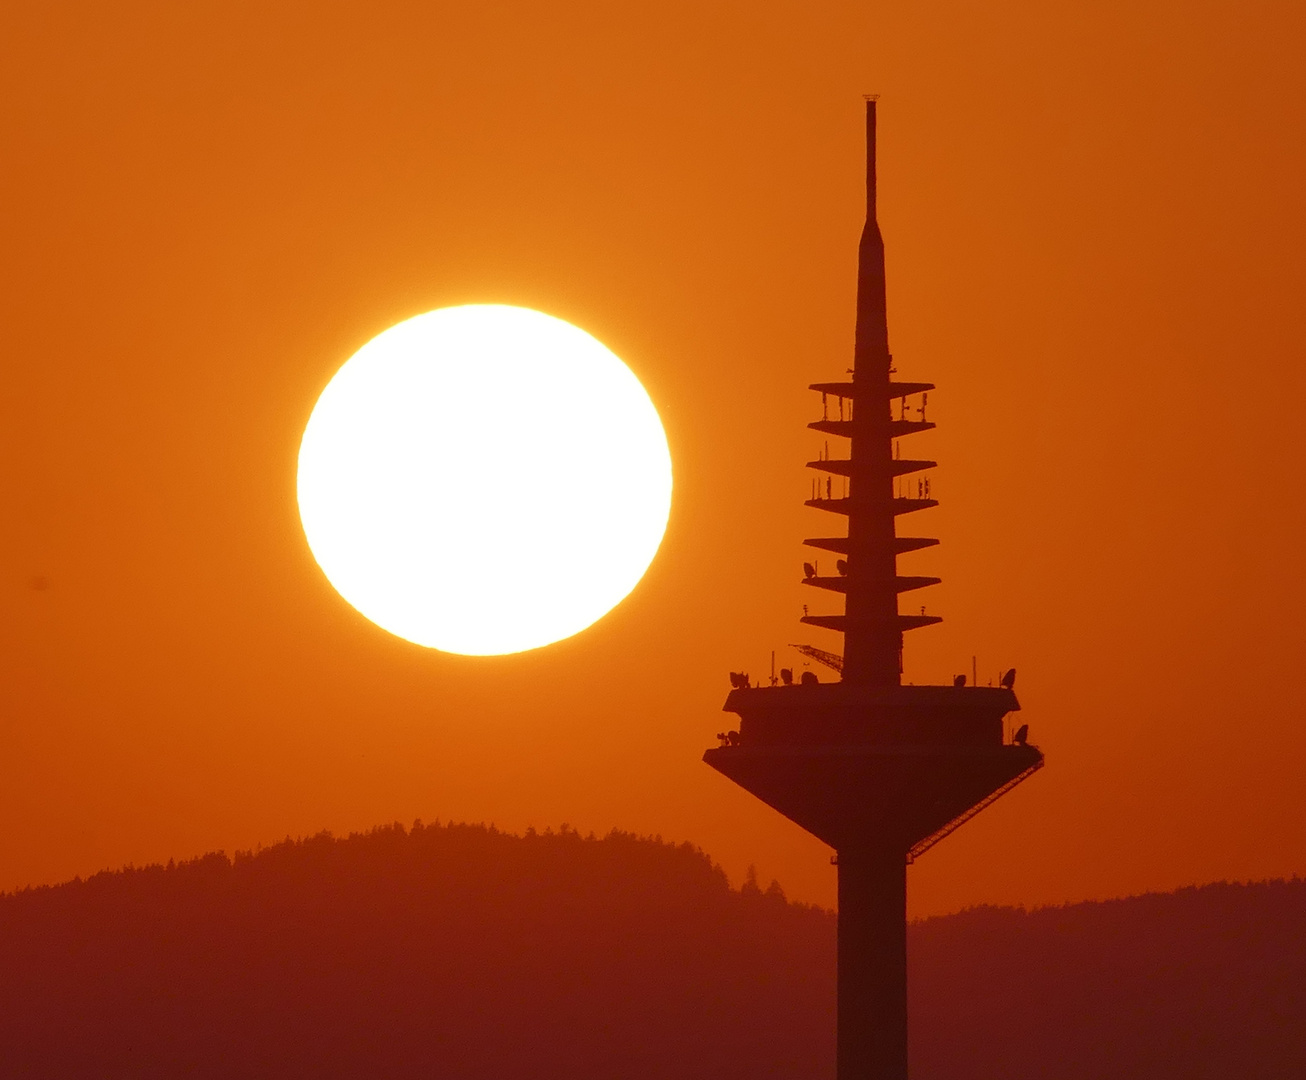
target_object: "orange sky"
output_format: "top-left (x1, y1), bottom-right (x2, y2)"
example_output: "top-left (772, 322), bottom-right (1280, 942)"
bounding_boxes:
top-left (3, 0), bottom-right (1305, 916)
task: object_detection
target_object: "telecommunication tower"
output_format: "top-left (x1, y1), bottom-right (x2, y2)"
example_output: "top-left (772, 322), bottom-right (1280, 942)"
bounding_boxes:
top-left (703, 100), bottom-right (1043, 1080)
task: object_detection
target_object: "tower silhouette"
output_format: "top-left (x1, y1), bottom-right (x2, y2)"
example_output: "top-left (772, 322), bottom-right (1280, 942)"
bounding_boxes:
top-left (703, 100), bottom-right (1044, 1080)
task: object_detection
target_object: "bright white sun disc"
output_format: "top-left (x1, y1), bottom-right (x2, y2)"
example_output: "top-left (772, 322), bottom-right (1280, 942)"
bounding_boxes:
top-left (297, 305), bottom-right (673, 655)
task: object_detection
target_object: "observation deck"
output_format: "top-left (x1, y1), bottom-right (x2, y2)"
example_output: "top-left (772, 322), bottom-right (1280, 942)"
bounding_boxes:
top-left (705, 681), bottom-right (1040, 860)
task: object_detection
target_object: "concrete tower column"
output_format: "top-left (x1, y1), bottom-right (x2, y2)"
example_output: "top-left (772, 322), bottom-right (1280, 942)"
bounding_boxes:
top-left (837, 845), bottom-right (908, 1080)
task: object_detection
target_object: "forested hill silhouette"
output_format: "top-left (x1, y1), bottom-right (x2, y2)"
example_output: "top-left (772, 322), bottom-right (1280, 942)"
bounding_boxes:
top-left (0, 823), bottom-right (833, 1079)
top-left (2, 823), bottom-right (1304, 1080)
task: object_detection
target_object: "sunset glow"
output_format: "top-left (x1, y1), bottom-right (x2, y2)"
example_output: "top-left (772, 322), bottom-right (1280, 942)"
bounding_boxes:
top-left (10, 0), bottom-right (1306, 927)
top-left (297, 305), bottom-right (672, 655)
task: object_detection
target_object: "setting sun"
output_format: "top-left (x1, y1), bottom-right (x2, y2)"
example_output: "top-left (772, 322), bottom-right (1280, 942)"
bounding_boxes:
top-left (297, 305), bottom-right (672, 655)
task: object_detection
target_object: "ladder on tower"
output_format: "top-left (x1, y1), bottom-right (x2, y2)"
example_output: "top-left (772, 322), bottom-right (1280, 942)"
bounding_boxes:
top-left (907, 756), bottom-right (1045, 863)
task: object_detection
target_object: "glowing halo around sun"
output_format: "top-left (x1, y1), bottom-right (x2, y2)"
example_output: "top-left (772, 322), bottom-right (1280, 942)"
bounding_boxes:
top-left (297, 304), bottom-right (673, 656)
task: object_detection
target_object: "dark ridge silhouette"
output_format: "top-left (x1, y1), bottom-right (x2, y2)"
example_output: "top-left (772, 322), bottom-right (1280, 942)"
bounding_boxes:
top-left (910, 878), bottom-right (1306, 1080)
top-left (3, 823), bottom-right (1305, 1078)
top-left (0, 822), bottom-right (834, 1080)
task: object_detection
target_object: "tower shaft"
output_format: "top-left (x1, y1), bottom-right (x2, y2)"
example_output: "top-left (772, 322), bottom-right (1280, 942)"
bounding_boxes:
top-left (838, 846), bottom-right (908, 1080)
